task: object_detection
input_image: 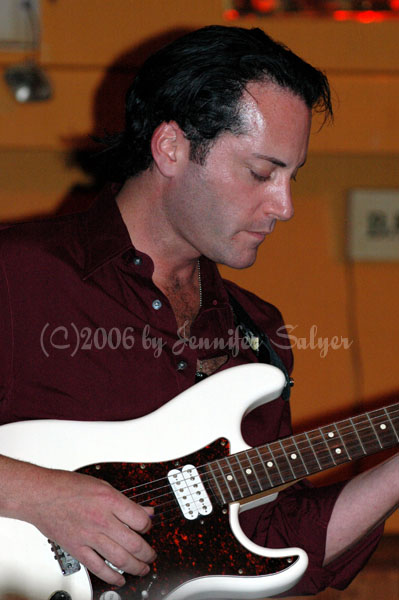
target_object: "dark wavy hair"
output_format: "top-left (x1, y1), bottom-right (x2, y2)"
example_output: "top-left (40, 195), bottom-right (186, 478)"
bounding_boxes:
top-left (100, 25), bottom-right (332, 181)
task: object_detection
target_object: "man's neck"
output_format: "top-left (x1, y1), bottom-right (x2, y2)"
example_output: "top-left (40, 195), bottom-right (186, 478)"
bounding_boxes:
top-left (116, 176), bottom-right (201, 328)
top-left (116, 176), bottom-right (199, 282)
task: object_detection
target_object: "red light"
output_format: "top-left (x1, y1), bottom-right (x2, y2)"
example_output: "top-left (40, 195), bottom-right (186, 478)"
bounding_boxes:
top-left (223, 9), bottom-right (239, 20)
top-left (356, 10), bottom-right (385, 23)
top-left (251, 0), bottom-right (276, 13)
top-left (333, 9), bottom-right (391, 23)
top-left (390, 0), bottom-right (399, 10)
top-left (333, 10), bottom-right (351, 21)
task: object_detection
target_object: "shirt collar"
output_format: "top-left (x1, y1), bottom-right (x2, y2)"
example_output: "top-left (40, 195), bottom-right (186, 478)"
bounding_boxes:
top-left (81, 184), bottom-right (134, 279)
top-left (197, 254), bottom-right (231, 310)
top-left (81, 185), bottom-right (231, 312)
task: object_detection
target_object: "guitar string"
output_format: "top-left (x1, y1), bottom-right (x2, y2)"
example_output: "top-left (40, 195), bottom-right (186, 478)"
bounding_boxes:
top-left (128, 410), bottom-right (399, 526)
top-left (125, 417), bottom-right (399, 498)
top-left (125, 427), bottom-right (392, 525)
top-left (123, 429), bottom-right (393, 513)
top-left (114, 407), bottom-right (399, 505)
top-left (116, 411), bottom-right (399, 512)
top-left (120, 408), bottom-right (399, 527)
top-left (107, 414), bottom-right (399, 517)
top-left (116, 403), bottom-right (399, 499)
top-left (118, 436), bottom-right (399, 526)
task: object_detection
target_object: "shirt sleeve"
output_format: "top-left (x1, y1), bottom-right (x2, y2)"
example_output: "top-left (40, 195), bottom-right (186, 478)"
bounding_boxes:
top-left (238, 375), bottom-right (384, 595)
top-left (0, 246), bottom-right (13, 402)
top-left (239, 480), bottom-right (383, 596)
top-left (229, 281), bottom-right (384, 595)
top-left (239, 375), bottom-right (384, 595)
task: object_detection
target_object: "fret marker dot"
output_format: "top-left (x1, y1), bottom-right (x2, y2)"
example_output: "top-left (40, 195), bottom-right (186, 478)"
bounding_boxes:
top-left (227, 474), bottom-right (233, 481)
top-left (328, 432), bottom-right (334, 438)
top-left (245, 468), bottom-right (252, 475)
top-left (267, 461), bottom-right (273, 468)
top-left (380, 424), bottom-right (387, 430)
top-left (290, 453), bottom-right (297, 460)
top-left (335, 448), bottom-right (342, 454)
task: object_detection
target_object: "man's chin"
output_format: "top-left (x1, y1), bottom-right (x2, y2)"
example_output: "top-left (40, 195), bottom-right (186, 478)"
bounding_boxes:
top-left (219, 250), bottom-right (258, 270)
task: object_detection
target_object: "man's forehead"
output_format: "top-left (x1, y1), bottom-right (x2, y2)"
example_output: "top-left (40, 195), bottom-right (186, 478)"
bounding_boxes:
top-left (236, 81), bottom-right (311, 148)
top-left (241, 81), bottom-right (308, 124)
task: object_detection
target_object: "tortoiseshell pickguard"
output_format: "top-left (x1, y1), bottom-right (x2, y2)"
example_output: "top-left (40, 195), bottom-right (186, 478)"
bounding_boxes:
top-left (78, 438), bottom-right (296, 600)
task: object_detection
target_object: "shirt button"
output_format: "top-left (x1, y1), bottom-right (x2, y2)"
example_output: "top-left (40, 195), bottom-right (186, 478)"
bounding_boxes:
top-left (133, 256), bottom-right (142, 266)
top-left (122, 250), bottom-right (135, 264)
top-left (177, 360), bottom-right (188, 371)
top-left (152, 299), bottom-right (162, 310)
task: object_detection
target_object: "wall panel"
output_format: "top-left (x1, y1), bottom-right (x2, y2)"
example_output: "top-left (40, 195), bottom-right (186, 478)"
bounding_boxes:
top-left (0, 2), bottom-right (398, 532)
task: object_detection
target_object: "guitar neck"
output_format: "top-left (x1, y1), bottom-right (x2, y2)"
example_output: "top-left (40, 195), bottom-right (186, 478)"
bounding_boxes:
top-left (206, 402), bottom-right (399, 505)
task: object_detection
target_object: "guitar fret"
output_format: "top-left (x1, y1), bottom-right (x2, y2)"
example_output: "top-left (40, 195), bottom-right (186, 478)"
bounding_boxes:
top-left (322, 427), bottom-right (337, 464)
top-left (333, 423), bottom-right (349, 456)
top-left (245, 451), bottom-right (262, 488)
top-left (256, 446), bottom-right (283, 487)
top-left (278, 440), bottom-right (296, 479)
top-left (319, 425), bottom-right (346, 465)
top-left (280, 436), bottom-right (309, 478)
top-left (268, 444), bottom-right (285, 483)
top-left (233, 455), bottom-right (255, 496)
top-left (306, 429), bottom-right (336, 470)
top-left (206, 463), bottom-right (227, 505)
top-left (243, 450), bottom-right (262, 494)
top-left (334, 423), bottom-right (349, 456)
top-left (366, 413), bottom-right (383, 449)
top-left (241, 448), bottom-right (269, 493)
top-left (349, 417), bottom-right (367, 457)
top-left (304, 431), bottom-right (322, 470)
top-left (371, 407), bottom-right (398, 448)
top-left (215, 459), bottom-right (236, 502)
top-left (222, 457), bottom-right (244, 499)
top-left (384, 407), bottom-right (399, 442)
top-left (352, 414), bottom-right (381, 455)
top-left (292, 436), bottom-right (310, 475)
top-left (254, 447), bottom-right (274, 488)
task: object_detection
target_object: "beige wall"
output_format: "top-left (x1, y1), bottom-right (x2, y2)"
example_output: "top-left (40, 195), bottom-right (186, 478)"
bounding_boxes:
top-left (1, 1), bottom-right (398, 531)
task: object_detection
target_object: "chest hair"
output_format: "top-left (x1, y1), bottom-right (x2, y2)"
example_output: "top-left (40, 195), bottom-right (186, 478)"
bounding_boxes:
top-left (165, 283), bottom-right (227, 376)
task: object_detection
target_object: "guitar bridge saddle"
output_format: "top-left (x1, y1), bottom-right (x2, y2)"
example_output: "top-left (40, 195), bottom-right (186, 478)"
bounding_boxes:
top-left (168, 463), bottom-right (213, 520)
top-left (48, 539), bottom-right (81, 575)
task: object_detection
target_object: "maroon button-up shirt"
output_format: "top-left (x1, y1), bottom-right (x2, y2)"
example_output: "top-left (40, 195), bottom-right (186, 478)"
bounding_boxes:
top-left (0, 187), bottom-right (382, 595)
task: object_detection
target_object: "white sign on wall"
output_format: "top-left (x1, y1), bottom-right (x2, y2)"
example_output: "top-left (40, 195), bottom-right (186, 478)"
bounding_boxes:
top-left (0, 0), bottom-right (40, 50)
top-left (347, 189), bottom-right (399, 262)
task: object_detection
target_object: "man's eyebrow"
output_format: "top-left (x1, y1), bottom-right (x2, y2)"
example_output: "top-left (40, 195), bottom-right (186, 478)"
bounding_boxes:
top-left (251, 153), bottom-right (307, 169)
top-left (251, 153), bottom-right (287, 168)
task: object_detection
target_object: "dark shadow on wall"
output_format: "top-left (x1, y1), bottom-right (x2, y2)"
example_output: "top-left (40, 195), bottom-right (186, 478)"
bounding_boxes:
top-left (55, 27), bottom-right (193, 216)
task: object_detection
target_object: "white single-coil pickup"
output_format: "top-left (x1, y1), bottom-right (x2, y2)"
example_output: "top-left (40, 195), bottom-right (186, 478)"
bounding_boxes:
top-left (168, 464), bottom-right (213, 520)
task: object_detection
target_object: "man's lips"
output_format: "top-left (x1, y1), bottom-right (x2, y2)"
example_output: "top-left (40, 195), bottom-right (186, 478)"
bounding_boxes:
top-left (245, 230), bottom-right (269, 240)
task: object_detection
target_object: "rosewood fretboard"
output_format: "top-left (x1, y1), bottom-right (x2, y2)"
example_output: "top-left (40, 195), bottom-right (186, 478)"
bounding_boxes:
top-left (206, 403), bottom-right (399, 505)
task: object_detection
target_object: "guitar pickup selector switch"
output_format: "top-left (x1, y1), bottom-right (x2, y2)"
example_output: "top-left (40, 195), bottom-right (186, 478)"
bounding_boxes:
top-left (168, 464), bottom-right (213, 520)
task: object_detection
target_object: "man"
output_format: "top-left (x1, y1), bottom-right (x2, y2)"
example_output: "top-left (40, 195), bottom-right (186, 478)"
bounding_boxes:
top-left (0, 25), bottom-right (397, 597)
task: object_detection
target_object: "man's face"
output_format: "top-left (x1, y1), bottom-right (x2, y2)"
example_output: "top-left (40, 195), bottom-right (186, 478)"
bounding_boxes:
top-left (163, 82), bottom-right (312, 269)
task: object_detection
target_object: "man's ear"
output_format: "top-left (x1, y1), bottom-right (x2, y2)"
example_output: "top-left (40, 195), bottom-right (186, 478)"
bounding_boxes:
top-left (150, 121), bottom-right (189, 177)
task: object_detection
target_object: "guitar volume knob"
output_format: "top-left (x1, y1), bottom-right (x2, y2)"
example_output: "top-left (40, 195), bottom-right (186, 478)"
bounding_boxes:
top-left (99, 592), bottom-right (122, 600)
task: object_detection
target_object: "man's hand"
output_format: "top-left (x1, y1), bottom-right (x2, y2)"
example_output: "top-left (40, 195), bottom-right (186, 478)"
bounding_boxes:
top-left (0, 457), bottom-right (156, 587)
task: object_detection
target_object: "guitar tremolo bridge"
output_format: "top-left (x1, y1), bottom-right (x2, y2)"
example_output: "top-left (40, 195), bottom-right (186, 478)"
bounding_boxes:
top-left (168, 464), bottom-right (213, 520)
top-left (48, 539), bottom-right (81, 575)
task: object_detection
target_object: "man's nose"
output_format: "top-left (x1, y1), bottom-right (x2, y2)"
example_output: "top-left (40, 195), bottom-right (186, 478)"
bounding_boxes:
top-left (265, 180), bottom-right (294, 222)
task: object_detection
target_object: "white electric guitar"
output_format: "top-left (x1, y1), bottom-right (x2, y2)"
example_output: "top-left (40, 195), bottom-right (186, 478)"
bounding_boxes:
top-left (0, 363), bottom-right (398, 600)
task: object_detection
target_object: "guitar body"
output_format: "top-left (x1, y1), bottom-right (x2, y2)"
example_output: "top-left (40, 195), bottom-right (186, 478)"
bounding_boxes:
top-left (0, 364), bottom-right (308, 600)
top-left (83, 446), bottom-right (297, 600)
